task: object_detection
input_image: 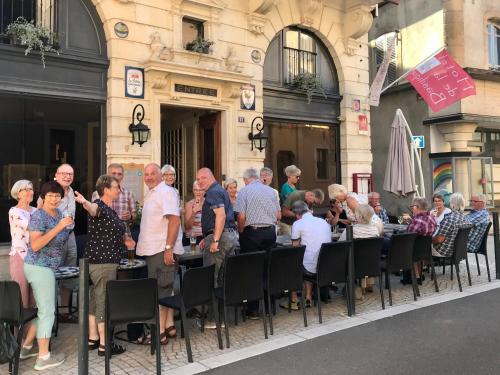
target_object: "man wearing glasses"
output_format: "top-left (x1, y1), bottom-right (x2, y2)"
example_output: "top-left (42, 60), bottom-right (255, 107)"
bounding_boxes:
top-left (465, 193), bottom-right (490, 253)
top-left (92, 163), bottom-right (136, 224)
top-left (368, 192), bottom-right (390, 224)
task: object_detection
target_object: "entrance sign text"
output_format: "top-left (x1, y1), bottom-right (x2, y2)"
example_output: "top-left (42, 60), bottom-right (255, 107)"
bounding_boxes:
top-left (174, 84), bottom-right (217, 97)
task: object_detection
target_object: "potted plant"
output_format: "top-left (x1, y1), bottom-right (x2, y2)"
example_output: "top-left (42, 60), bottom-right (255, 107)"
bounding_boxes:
top-left (5, 16), bottom-right (60, 68)
top-left (185, 37), bottom-right (214, 54)
top-left (291, 72), bottom-right (328, 104)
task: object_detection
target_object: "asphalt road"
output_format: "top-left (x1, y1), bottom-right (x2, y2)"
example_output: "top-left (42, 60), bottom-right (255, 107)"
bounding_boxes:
top-left (203, 288), bottom-right (500, 375)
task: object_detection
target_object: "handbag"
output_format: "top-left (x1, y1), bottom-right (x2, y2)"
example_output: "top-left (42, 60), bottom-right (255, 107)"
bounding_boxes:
top-left (0, 322), bottom-right (19, 364)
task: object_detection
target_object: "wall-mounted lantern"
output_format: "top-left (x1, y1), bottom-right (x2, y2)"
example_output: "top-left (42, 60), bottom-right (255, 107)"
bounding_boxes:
top-left (248, 116), bottom-right (268, 152)
top-left (129, 104), bottom-right (150, 147)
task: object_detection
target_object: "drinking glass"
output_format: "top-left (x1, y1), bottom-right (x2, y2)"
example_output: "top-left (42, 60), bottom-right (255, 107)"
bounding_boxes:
top-left (190, 236), bottom-right (197, 252)
top-left (397, 216), bottom-right (404, 224)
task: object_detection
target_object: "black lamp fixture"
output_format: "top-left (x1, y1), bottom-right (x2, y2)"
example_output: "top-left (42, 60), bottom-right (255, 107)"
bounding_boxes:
top-left (129, 104), bottom-right (150, 147)
top-left (248, 116), bottom-right (268, 152)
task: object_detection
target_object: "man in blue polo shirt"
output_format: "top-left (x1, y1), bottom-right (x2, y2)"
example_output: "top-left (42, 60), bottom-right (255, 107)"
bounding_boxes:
top-left (197, 167), bottom-right (238, 287)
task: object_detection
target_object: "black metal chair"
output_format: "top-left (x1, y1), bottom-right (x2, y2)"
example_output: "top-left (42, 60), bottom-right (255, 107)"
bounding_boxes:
top-left (471, 222), bottom-right (492, 282)
top-left (215, 251), bottom-right (268, 348)
top-left (413, 235), bottom-right (439, 294)
top-left (353, 237), bottom-right (385, 310)
top-left (159, 264), bottom-right (223, 362)
top-left (105, 278), bottom-right (161, 375)
top-left (304, 241), bottom-right (351, 323)
top-left (433, 227), bottom-right (472, 292)
top-left (0, 281), bottom-right (37, 375)
top-left (265, 246), bottom-right (306, 334)
top-left (381, 233), bottom-right (418, 305)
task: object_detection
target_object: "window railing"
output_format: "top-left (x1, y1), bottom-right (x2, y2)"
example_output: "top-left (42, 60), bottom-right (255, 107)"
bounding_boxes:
top-left (284, 47), bottom-right (317, 84)
top-left (0, 0), bottom-right (57, 43)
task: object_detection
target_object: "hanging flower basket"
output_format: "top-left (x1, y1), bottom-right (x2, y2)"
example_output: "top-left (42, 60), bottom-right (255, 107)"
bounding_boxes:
top-left (6, 17), bottom-right (60, 68)
top-left (291, 72), bottom-right (328, 104)
top-left (185, 38), bottom-right (214, 54)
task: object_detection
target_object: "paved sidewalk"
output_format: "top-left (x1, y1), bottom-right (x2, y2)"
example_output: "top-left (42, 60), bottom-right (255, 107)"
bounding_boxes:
top-left (1, 237), bottom-right (497, 375)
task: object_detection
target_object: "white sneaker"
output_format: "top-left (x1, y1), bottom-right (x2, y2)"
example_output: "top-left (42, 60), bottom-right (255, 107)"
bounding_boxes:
top-left (34, 353), bottom-right (65, 371)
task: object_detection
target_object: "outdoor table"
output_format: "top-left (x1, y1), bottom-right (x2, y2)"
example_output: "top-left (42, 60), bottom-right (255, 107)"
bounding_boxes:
top-left (179, 246), bottom-right (203, 268)
top-left (383, 223), bottom-right (408, 237)
top-left (54, 266), bottom-right (80, 336)
top-left (118, 258), bottom-right (146, 270)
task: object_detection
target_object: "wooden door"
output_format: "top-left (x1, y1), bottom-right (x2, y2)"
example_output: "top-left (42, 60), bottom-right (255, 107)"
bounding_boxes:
top-left (198, 112), bottom-right (221, 181)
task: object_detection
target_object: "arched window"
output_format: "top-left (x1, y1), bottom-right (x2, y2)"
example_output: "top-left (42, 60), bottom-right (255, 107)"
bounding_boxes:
top-left (488, 21), bottom-right (500, 70)
top-left (264, 27), bottom-right (339, 95)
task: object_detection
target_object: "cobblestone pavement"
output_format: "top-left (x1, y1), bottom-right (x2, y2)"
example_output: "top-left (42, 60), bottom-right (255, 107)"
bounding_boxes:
top-left (2, 238), bottom-right (496, 375)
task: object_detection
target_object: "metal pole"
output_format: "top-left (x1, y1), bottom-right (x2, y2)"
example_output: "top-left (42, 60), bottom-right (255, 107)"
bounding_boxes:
top-left (493, 212), bottom-right (500, 280)
top-left (78, 258), bottom-right (89, 375)
top-left (346, 225), bottom-right (355, 316)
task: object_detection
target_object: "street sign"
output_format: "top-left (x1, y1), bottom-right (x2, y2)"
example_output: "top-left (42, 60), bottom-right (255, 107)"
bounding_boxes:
top-left (412, 135), bottom-right (425, 149)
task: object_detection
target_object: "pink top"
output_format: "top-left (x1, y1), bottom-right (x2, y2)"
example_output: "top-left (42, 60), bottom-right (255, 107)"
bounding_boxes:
top-left (9, 206), bottom-right (37, 258)
top-left (136, 182), bottom-right (184, 256)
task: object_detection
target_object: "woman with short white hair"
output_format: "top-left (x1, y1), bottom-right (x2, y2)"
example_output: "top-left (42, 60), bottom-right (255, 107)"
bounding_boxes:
top-left (281, 165), bottom-right (301, 202)
top-left (161, 164), bottom-right (176, 187)
top-left (9, 179), bottom-right (37, 308)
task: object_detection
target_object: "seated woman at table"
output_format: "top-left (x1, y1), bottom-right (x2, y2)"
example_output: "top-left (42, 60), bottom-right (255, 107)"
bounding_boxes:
top-left (430, 193), bottom-right (451, 233)
top-left (329, 184), bottom-right (383, 235)
top-left (74, 175), bottom-right (135, 357)
top-left (184, 181), bottom-right (205, 245)
top-left (21, 181), bottom-right (72, 371)
top-left (339, 204), bottom-right (380, 297)
top-left (325, 198), bottom-right (349, 229)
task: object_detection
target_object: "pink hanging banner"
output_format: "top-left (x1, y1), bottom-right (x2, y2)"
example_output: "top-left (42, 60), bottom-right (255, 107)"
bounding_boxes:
top-left (406, 50), bottom-right (476, 112)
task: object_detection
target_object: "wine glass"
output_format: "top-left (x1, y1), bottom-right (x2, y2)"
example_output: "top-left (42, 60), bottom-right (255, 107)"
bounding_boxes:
top-left (397, 216), bottom-right (404, 224)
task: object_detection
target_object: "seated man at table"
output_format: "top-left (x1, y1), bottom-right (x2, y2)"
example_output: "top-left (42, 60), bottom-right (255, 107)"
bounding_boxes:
top-left (405, 197), bottom-right (437, 284)
top-left (280, 201), bottom-right (331, 310)
top-left (432, 193), bottom-right (469, 258)
top-left (368, 192), bottom-right (390, 224)
top-left (465, 193), bottom-right (490, 253)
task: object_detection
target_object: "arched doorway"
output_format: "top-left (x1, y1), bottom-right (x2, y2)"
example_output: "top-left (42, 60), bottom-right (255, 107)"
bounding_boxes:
top-left (263, 27), bottom-right (341, 197)
top-left (0, 0), bottom-right (108, 240)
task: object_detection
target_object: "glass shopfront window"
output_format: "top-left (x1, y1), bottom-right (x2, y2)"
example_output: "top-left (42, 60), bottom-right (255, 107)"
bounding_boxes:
top-left (0, 95), bottom-right (102, 243)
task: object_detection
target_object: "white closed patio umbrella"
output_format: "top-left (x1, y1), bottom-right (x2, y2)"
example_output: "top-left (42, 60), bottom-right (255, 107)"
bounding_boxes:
top-left (383, 109), bottom-right (417, 197)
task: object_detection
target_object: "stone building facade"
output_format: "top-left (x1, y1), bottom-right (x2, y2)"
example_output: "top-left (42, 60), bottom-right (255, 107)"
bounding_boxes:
top-left (369, 0), bottom-right (500, 214)
top-left (0, 0), bottom-right (378, 243)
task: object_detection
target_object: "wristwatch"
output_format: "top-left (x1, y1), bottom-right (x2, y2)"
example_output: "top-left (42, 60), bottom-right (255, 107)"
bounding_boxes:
top-left (165, 245), bottom-right (173, 251)
top-left (212, 239), bottom-right (219, 243)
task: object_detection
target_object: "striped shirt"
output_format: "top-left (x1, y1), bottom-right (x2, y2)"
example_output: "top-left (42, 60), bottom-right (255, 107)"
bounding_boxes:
top-left (465, 209), bottom-right (490, 253)
top-left (234, 179), bottom-right (280, 227)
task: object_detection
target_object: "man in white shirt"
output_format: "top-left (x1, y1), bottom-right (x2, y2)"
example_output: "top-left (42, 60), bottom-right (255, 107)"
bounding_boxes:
top-left (280, 200), bottom-right (331, 310)
top-left (136, 163), bottom-right (183, 343)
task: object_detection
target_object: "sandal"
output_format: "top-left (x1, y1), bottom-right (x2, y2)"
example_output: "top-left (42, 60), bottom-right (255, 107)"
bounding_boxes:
top-left (165, 326), bottom-right (177, 339)
top-left (88, 338), bottom-right (100, 350)
top-left (97, 343), bottom-right (126, 357)
top-left (135, 332), bottom-right (169, 345)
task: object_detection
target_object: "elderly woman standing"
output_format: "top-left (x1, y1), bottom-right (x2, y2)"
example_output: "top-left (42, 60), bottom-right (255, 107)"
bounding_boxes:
top-left (9, 180), bottom-right (37, 309)
top-left (74, 175), bottom-right (134, 357)
top-left (280, 165), bottom-right (301, 202)
top-left (21, 181), bottom-right (72, 370)
top-left (432, 192), bottom-right (469, 258)
top-left (224, 178), bottom-right (238, 222)
top-left (184, 181), bottom-right (205, 244)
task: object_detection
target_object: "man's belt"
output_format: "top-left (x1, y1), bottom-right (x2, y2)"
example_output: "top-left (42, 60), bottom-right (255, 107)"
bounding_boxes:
top-left (203, 228), bottom-right (236, 237)
top-left (245, 225), bottom-right (275, 230)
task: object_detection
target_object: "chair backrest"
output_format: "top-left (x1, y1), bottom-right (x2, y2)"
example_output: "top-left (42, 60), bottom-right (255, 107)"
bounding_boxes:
top-left (0, 281), bottom-right (22, 325)
top-left (387, 232), bottom-right (417, 271)
top-left (267, 246), bottom-right (305, 295)
top-left (106, 278), bottom-right (158, 325)
top-left (181, 264), bottom-right (215, 309)
top-left (316, 241), bottom-right (351, 287)
top-left (477, 222), bottom-right (492, 255)
top-left (453, 227), bottom-right (471, 261)
top-left (353, 237), bottom-right (384, 278)
top-left (413, 235), bottom-right (433, 262)
top-left (223, 251), bottom-right (266, 305)
top-left (75, 234), bottom-right (87, 260)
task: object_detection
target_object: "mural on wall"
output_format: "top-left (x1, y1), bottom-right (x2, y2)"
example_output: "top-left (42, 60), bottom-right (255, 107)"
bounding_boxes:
top-left (432, 158), bottom-right (452, 204)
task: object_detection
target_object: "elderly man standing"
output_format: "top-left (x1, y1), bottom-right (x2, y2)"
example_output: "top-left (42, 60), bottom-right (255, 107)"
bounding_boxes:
top-left (38, 164), bottom-right (77, 322)
top-left (432, 193), bottom-right (469, 257)
top-left (91, 163), bottom-right (136, 223)
top-left (235, 168), bottom-right (281, 253)
top-left (280, 201), bottom-right (331, 310)
top-left (280, 189), bottom-right (324, 234)
top-left (235, 168), bottom-right (280, 318)
top-left (136, 163), bottom-right (183, 344)
top-left (368, 192), bottom-right (389, 224)
top-left (466, 193), bottom-right (490, 253)
top-left (197, 168), bottom-right (238, 328)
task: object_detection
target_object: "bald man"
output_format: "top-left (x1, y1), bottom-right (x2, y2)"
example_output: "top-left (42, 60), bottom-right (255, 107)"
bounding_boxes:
top-left (136, 163), bottom-right (183, 343)
top-left (197, 168), bottom-right (238, 328)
